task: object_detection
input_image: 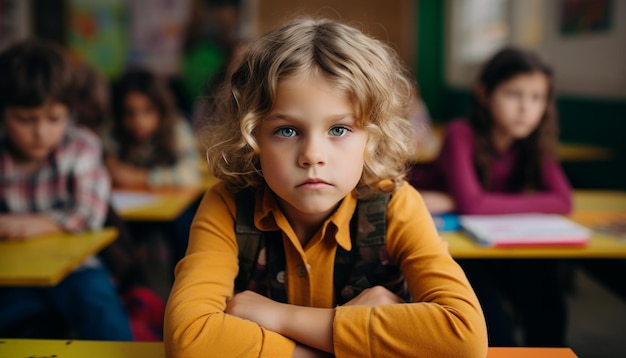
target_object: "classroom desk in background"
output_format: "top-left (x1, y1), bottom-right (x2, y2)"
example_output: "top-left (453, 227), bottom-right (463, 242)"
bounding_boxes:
top-left (112, 187), bottom-right (205, 222)
top-left (443, 190), bottom-right (626, 259)
top-left (443, 230), bottom-right (626, 259)
top-left (0, 228), bottom-right (117, 286)
top-left (0, 339), bottom-right (579, 358)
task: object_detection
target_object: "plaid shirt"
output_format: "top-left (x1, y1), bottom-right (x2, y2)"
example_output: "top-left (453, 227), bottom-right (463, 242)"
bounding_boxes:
top-left (103, 118), bottom-right (201, 188)
top-left (0, 125), bottom-right (111, 232)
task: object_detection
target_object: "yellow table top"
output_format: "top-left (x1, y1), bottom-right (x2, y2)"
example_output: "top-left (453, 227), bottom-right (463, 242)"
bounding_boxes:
top-left (572, 190), bottom-right (626, 212)
top-left (444, 190), bottom-right (626, 258)
top-left (0, 339), bottom-right (165, 358)
top-left (114, 187), bottom-right (205, 221)
top-left (487, 347), bottom-right (577, 358)
top-left (558, 143), bottom-right (613, 162)
top-left (0, 228), bottom-right (117, 286)
top-left (0, 339), bottom-right (576, 358)
top-left (443, 230), bottom-right (626, 259)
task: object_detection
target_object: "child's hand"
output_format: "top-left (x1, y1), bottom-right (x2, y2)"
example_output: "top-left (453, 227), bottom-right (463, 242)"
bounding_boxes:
top-left (342, 286), bottom-right (404, 307)
top-left (105, 157), bottom-right (148, 188)
top-left (0, 214), bottom-right (61, 241)
top-left (420, 190), bottom-right (455, 214)
top-left (226, 290), bottom-right (335, 354)
top-left (225, 290), bottom-right (283, 332)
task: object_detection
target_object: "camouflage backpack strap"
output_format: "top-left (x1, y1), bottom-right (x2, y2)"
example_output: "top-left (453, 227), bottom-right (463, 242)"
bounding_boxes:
top-left (334, 193), bottom-right (411, 304)
top-left (234, 188), bottom-right (266, 292)
top-left (233, 188), bottom-right (288, 302)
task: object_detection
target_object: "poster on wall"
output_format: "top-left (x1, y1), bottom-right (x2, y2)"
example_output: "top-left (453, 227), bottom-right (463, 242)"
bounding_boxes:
top-left (66, 0), bottom-right (127, 78)
top-left (560, 0), bottom-right (613, 37)
top-left (128, 0), bottom-right (191, 76)
top-left (0, 0), bottom-right (29, 50)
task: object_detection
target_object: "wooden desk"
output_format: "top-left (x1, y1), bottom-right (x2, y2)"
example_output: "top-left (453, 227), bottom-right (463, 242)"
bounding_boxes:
top-left (113, 188), bottom-right (204, 221)
top-left (0, 339), bottom-right (164, 358)
top-left (0, 228), bottom-right (117, 286)
top-left (572, 190), bottom-right (626, 212)
top-left (443, 230), bottom-right (626, 258)
top-left (487, 347), bottom-right (577, 358)
top-left (0, 339), bottom-right (578, 357)
top-left (444, 191), bottom-right (626, 259)
top-left (558, 143), bottom-right (613, 162)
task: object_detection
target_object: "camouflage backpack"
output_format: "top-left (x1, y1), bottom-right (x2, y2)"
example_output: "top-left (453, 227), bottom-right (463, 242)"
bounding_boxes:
top-left (233, 188), bottom-right (411, 305)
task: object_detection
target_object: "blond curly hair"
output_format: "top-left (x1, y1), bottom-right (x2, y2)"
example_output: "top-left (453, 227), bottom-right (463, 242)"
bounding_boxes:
top-left (200, 17), bottom-right (416, 197)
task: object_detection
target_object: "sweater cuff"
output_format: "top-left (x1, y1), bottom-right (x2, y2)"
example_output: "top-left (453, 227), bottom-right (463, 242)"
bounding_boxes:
top-left (333, 305), bottom-right (372, 357)
top-left (259, 327), bottom-right (296, 358)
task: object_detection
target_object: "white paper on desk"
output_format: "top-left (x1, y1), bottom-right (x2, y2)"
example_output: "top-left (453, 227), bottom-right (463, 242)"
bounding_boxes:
top-left (111, 190), bottom-right (158, 211)
top-left (459, 214), bottom-right (591, 247)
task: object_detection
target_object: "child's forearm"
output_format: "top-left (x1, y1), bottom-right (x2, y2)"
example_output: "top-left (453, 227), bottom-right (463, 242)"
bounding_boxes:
top-left (280, 305), bottom-right (335, 353)
top-left (226, 290), bottom-right (335, 353)
top-left (0, 214), bottom-right (63, 240)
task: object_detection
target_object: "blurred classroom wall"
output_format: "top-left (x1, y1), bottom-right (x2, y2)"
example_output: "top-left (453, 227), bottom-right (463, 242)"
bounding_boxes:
top-left (418, 0), bottom-right (626, 190)
top-left (1, 0), bottom-right (624, 189)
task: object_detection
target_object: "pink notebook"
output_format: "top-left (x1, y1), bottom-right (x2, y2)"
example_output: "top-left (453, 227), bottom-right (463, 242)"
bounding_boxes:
top-left (459, 214), bottom-right (591, 247)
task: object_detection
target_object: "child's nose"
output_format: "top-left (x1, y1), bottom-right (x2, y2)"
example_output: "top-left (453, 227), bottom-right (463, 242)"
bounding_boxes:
top-left (298, 136), bottom-right (326, 167)
top-left (34, 121), bottom-right (46, 139)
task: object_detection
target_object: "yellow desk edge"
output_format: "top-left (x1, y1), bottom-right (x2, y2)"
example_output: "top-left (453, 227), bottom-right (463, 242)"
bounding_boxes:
top-left (0, 339), bottom-right (577, 358)
top-left (0, 228), bottom-right (118, 286)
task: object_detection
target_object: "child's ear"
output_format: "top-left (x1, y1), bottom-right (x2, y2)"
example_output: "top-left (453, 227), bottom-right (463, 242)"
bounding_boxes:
top-left (473, 84), bottom-right (488, 104)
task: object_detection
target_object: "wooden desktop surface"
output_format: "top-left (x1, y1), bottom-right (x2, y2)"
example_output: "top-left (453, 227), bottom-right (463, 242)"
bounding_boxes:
top-left (487, 347), bottom-right (577, 358)
top-left (0, 228), bottom-right (117, 286)
top-left (444, 190), bottom-right (626, 259)
top-left (114, 187), bottom-right (205, 221)
top-left (0, 339), bottom-right (577, 358)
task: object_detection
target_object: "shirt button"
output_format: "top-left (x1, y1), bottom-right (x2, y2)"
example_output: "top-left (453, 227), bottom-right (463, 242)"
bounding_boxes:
top-left (296, 264), bottom-right (307, 277)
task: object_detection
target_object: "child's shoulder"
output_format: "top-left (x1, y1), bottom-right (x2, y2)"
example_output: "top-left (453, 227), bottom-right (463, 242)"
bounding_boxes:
top-left (388, 180), bottom-right (422, 206)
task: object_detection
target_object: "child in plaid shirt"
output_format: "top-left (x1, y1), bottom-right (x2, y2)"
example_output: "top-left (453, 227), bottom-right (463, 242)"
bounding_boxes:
top-left (0, 40), bottom-right (132, 340)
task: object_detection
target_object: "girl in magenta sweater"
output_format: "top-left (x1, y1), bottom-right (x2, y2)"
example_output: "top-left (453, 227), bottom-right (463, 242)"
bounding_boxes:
top-left (413, 47), bottom-right (571, 347)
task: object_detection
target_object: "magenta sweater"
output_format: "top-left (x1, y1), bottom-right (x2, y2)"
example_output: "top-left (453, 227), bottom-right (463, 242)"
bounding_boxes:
top-left (411, 119), bottom-right (572, 215)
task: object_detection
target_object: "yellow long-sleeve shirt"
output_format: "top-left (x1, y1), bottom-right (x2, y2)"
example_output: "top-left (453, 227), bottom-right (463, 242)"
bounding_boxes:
top-left (164, 181), bottom-right (487, 357)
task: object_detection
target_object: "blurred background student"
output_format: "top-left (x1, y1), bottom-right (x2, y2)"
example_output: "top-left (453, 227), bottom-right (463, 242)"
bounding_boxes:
top-left (72, 62), bottom-right (165, 341)
top-left (105, 69), bottom-right (201, 189)
top-left (0, 39), bottom-right (132, 341)
top-left (412, 47), bottom-right (571, 347)
top-left (104, 68), bottom-right (201, 266)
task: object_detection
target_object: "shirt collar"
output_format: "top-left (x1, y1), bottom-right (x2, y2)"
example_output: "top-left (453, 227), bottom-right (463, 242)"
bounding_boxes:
top-left (253, 184), bottom-right (357, 251)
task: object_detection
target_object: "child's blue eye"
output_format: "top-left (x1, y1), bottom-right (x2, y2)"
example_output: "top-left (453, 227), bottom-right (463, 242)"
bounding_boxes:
top-left (329, 126), bottom-right (349, 137)
top-left (275, 127), bottom-right (297, 137)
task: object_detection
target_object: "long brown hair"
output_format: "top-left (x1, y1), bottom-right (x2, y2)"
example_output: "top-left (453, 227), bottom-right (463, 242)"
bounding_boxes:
top-left (111, 69), bottom-right (178, 165)
top-left (469, 47), bottom-right (557, 191)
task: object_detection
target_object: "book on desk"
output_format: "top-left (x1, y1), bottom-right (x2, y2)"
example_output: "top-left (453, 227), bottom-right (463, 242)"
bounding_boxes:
top-left (459, 214), bottom-right (591, 248)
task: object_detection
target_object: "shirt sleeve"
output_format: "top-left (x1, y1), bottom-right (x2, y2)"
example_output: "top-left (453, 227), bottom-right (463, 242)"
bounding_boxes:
top-left (438, 120), bottom-right (572, 215)
top-left (333, 183), bottom-right (488, 358)
top-left (47, 129), bottom-right (111, 232)
top-left (148, 119), bottom-right (201, 188)
top-left (164, 182), bottom-right (296, 358)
